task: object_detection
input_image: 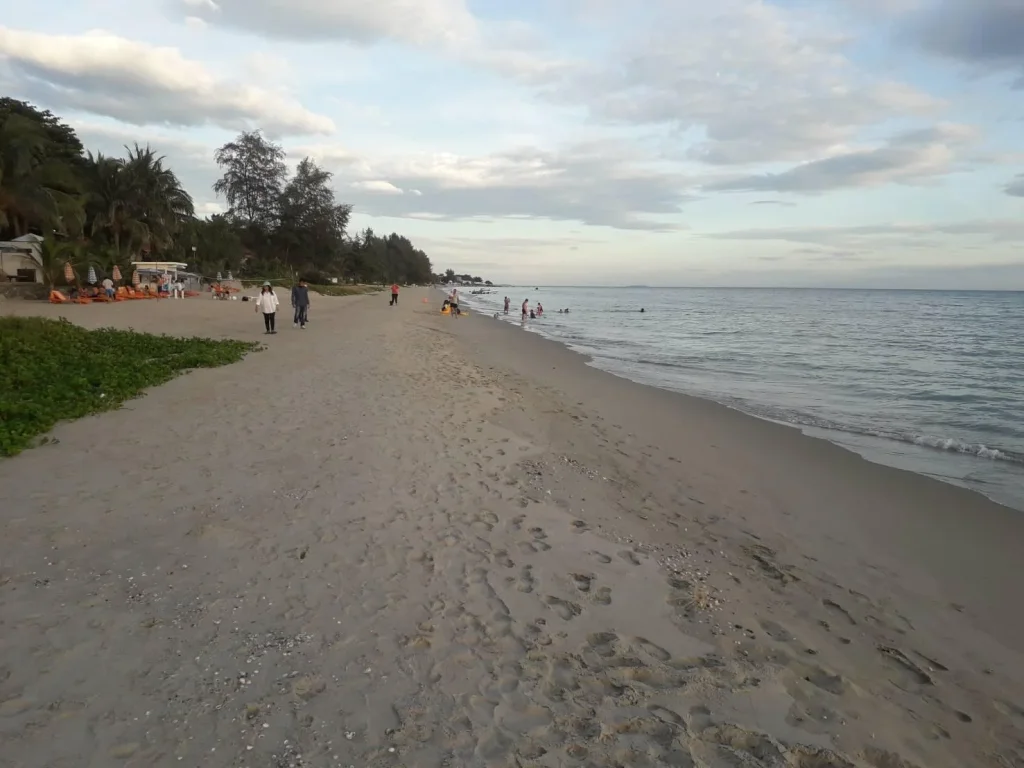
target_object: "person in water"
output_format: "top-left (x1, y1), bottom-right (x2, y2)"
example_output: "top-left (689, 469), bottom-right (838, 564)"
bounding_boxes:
top-left (536, 303), bottom-right (543, 317)
top-left (503, 296), bottom-right (510, 314)
top-left (521, 299), bottom-right (529, 321)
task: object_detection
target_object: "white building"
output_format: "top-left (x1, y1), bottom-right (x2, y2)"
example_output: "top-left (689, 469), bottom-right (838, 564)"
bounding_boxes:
top-left (0, 234), bottom-right (43, 283)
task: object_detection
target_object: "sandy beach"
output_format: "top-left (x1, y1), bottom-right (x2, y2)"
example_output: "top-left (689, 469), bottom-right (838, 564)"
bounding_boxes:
top-left (1, 289), bottom-right (1022, 768)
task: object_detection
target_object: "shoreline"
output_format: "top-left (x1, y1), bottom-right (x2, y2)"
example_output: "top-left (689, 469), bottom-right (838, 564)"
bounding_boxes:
top-left (453, 305), bottom-right (1024, 650)
top-left (1, 289), bottom-right (1022, 767)
top-left (462, 293), bottom-right (1024, 511)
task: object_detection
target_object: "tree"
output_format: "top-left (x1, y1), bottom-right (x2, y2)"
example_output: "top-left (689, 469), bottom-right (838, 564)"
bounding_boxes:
top-left (36, 234), bottom-right (77, 290)
top-left (2, 105), bottom-right (438, 287)
top-left (276, 157), bottom-right (351, 277)
top-left (83, 145), bottom-right (193, 260)
top-left (186, 215), bottom-right (245, 276)
top-left (0, 98), bottom-right (85, 168)
top-left (213, 130), bottom-right (287, 231)
top-left (0, 113), bottom-right (83, 238)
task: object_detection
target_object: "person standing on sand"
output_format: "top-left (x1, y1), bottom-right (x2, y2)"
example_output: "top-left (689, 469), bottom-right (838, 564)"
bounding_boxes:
top-left (521, 298), bottom-right (528, 322)
top-left (291, 279), bottom-right (310, 328)
top-left (256, 282), bottom-right (280, 334)
top-left (390, 283), bottom-right (400, 305)
top-left (449, 288), bottom-right (460, 318)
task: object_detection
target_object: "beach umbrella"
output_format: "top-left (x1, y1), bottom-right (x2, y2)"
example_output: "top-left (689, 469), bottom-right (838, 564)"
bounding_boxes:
top-left (112, 265), bottom-right (122, 282)
top-left (132, 270), bottom-right (140, 286)
top-left (63, 261), bottom-right (75, 282)
top-left (227, 271), bottom-right (233, 280)
top-left (87, 265), bottom-right (97, 285)
top-left (216, 271), bottom-right (223, 281)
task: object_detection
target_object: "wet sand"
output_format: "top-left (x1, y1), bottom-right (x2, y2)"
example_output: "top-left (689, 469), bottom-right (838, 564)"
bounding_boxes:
top-left (0, 290), bottom-right (1022, 768)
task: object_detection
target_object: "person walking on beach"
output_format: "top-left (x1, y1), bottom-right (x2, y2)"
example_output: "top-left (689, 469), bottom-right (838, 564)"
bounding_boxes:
top-left (521, 298), bottom-right (529, 323)
top-left (449, 288), bottom-right (460, 318)
top-left (390, 283), bottom-right (400, 305)
top-left (291, 279), bottom-right (310, 329)
top-left (504, 296), bottom-right (510, 315)
top-left (256, 282), bottom-right (279, 334)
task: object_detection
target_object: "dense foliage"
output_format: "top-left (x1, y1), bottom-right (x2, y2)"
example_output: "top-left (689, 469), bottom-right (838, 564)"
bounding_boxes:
top-left (0, 99), bottom-right (440, 285)
top-left (0, 317), bottom-right (259, 456)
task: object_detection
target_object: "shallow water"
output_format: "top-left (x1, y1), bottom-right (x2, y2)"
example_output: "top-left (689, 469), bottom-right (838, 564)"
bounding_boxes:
top-left (465, 288), bottom-right (1024, 511)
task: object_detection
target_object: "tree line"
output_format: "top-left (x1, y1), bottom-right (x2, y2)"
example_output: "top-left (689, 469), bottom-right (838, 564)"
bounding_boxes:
top-left (0, 98), bottom-right (443, 286)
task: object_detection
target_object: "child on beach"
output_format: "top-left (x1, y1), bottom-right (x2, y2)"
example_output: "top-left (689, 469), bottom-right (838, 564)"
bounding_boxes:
top-left (255, 283), bottom-right (280, 334)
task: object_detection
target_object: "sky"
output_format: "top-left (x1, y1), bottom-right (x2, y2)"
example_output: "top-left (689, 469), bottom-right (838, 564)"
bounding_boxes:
top-left (1, 0), bottom-right (1023, 287)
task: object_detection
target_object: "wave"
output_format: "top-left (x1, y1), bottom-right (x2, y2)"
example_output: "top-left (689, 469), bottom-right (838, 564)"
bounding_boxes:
top-left (730, 406), bottom-right (1024, 466)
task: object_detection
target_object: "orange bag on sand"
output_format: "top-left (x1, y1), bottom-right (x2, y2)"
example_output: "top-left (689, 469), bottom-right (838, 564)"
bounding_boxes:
top-left (49, 290), bottom-right (68, 304)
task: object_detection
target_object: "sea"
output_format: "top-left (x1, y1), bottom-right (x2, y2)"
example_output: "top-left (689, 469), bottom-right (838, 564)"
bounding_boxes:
top-left (461, 287), bottom-right (1024, 512)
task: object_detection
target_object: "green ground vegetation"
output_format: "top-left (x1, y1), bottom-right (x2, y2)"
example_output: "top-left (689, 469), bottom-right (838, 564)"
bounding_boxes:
top-left (0, 316), bottom-right (259, 456)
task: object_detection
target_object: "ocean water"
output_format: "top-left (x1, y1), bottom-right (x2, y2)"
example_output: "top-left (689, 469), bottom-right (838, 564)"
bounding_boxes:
top-left (462, 288), bottom-right (1024, 511)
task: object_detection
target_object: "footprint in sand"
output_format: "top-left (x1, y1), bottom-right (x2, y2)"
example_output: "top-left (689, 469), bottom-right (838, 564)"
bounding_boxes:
top-left (591, 551), bottom-right (613, 564)
top-left (544, 596), bottom-right (582, 621)
top-left (594, 586), bottom-right (612, 605)
top-left (758, 619), bottom-right (795, 642)
top-left (618, 550), bottom-right (642, 566)
top-left (571, 573), bottom-right (593, 593)
top-left (876, 645), bottom-right (933, 687)
top-left (822, 598), bottom-right (857, 625)
top-left (516, 565), bottom-right (536, 594)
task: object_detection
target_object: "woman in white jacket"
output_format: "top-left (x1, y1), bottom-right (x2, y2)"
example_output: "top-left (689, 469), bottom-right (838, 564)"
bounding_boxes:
top-left (255, 283), bottom-right (280, 334)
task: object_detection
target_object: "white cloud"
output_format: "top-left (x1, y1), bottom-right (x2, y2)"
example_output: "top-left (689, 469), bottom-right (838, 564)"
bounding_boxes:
top-left (550, 0), bottom-right (943, 166)
top-left (168, 0), bottom-right (570, 82)
top-left (184, 16), bottom-right (207, 30)
top-left (1006, 174), bottom-right (1024, 197)
top-left (706, 219), bottom-right (1024, 246)
top-left (301, 140), bottom-right (692, 230)
top-left (0, 27), bottom-right (334, 136)
top-left (351, 180), bottom-right (404, 194)
top-left (705, 123), bottom-right (979, 193)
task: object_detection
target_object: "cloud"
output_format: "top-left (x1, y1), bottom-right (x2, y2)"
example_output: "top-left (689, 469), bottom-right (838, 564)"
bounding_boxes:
top-left (0, 27), bottom-right (334, 135)
top-left (552, 0), bottom-right (942, 166)
top-left (1005, 174), bottom-right (1024, 197)
top-left (907, 0), bottom-right (1024, 87)
top-left (168, 0), bottom-right (569, 82)
top-left (706, 219), bottom-right (1024, 247)
top-left (300, 140), bottom-right (692, 230)
top-left (351, 180), bottom-right (404, 194)
top-left (705, 123), bottom-right (977, 193)
top-left (751, 200), bottom-right (796, 207)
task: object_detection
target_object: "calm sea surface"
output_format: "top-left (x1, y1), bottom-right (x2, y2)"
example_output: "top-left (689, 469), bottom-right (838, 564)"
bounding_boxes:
top-left (462, 288), bottom-right (1024, 511)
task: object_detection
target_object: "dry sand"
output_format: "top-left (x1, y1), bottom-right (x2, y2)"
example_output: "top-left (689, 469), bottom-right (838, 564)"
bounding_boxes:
top-left (0, 289), bottom-right (1022, 768)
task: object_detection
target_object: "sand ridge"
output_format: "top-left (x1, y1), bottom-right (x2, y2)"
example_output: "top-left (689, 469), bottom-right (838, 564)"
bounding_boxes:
top-left (0, 290), bottom-right (1021, 767)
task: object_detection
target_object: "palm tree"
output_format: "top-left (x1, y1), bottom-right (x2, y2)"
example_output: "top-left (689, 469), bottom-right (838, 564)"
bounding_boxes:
top-left (122, 144), bottom-right (194, 254)
top-left (83, 146), bottom-right (194, 260)
top-left (36, 235), bottom-right (80, 290)
top-left (0, 114), bottom-right (83, 238)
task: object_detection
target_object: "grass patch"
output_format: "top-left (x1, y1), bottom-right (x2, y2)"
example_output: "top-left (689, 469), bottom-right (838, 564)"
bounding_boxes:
top-left (0, 316), bottom-right (260, 456)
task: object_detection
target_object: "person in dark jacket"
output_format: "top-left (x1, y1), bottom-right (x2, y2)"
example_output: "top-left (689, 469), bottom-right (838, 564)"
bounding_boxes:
top-left (291, 280), bottom-right (310, 328)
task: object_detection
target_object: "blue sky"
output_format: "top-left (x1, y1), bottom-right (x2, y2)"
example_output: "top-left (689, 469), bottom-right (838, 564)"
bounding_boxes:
top-left (1, 0), bottom-right (1023, 286)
